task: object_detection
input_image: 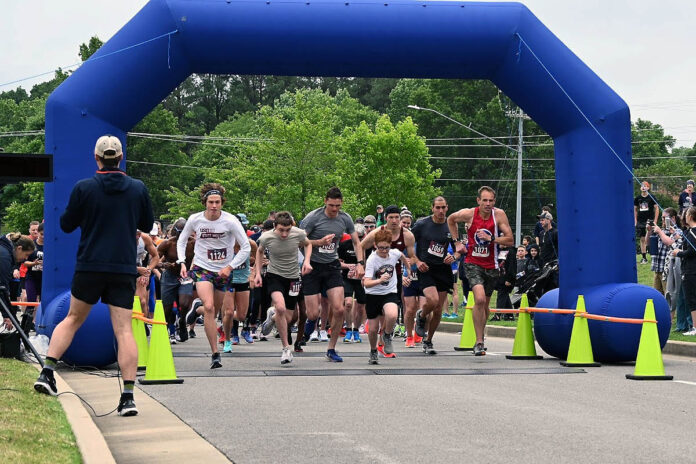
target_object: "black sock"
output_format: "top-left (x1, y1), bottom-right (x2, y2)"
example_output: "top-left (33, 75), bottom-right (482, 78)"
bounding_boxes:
top-left (371, 349), bottom-right (378, 354)
top-left (642, 253), bottom-right (647, 259)
top-left (44, 356), bottom-right (58, 372)
top-left (232, 320), bottom-right (239, 336)
top-left (123, 380), bottom-right (135, 395)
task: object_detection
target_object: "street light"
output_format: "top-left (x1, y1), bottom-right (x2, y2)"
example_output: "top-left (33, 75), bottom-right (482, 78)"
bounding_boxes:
top-left (408, 104), bottom-right (524, 244)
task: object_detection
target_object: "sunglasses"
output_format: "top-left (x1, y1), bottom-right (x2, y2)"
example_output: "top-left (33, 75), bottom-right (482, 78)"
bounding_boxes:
top-left (365, 223), bottom-right (376, 227)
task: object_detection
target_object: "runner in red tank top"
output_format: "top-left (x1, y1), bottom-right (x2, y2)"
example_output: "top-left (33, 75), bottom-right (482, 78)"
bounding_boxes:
top-left (447, 186), bottom-right (513, 356)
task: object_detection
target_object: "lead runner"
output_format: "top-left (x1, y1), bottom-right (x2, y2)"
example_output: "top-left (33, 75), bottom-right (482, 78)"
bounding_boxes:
top-left (447, 186), bottom-right (513, 355)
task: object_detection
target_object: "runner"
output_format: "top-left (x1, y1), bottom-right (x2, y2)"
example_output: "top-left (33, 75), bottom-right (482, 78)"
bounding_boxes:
top-left (339, 224), bottom-right (367, 343)
top-left (301, 187), bottom-right (364, 362)
top-left (411, 197), bottom-right (456, 355)
top-left (135, 230), bottom-right (160, 321)
top-left (157, 218), bottom-right (195, 343)
top-left (255, 211), bottom-right (312, 365)
top-left (222, 234), bottom-right (257, 351)
top-left (447, 186), bottom-right (514, 355)
top-left (362, 228), bottom-right (410, 364)
top-left (177, 183), bottom-right (251, 369)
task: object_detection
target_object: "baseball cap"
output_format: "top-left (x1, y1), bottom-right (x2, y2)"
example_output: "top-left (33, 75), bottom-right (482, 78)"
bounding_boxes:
top-left (237, 213), bottom-right (249, 225)
top-left (538, 212), bottom-right (553, 220)
top-left (364, 215), bottom-right (376, 224)
top-left (94, 135), bottom-right (122, 159)
top-left (355, 217), bottom-right (364, 224)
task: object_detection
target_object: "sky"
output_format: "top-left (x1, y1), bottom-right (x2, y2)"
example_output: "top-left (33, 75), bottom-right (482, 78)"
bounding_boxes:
top-left (1, 0), bottom-right (694, 147)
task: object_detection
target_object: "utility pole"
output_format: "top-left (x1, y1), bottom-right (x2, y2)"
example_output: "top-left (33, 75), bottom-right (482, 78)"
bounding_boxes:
top-left (506, 108), bottom-right (530, 245)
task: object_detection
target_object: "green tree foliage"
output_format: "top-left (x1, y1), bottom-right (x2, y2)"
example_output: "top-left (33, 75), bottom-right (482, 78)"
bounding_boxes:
top-left (631, 119), bottom-right (676, 169)
top-left (79, 36), bottom-right (104, 61)
top-left (3, 182), bottom-right (44, 233)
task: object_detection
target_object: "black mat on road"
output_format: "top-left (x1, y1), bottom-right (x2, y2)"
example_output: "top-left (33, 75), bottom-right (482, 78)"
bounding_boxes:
top-left (173, 351), bottom-right (488, 358)
top-left (170, 367), bottom-right (585, 377)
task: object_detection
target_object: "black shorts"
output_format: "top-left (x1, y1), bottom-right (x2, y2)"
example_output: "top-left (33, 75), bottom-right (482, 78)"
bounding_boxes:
top-left (71, 271), bottom-right (137, 309)
top-left (231, 282), bottom-right (250, 292)
top-left (463, 262), bottom-right (499, 297)
top-left (683, 274), bottom-right (696, 311)
top-left (635, 223), bottom-right (647, 237)
top-left (161, 271), bottom-right (193, 306)
top-left (403, 278), bottom-right (424, 298)
top-left (343, 278), bottom-right (366, 304)
top-left (303, 260), bottom-right (343, 295)
top-left (418, 264), bottom-right (453, 294)
top-left (365, 293), bottom-right (400, 319)
top-left (266, 272), bottom-right (302, 310)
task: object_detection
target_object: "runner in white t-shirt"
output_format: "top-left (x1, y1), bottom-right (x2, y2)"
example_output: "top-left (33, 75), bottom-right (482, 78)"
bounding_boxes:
top-left (362, 228), bottom-right (410, 365)
top-left (177, 183), bottom-right (250, 368)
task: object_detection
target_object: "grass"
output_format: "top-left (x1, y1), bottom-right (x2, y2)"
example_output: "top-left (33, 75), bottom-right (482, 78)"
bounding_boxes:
top-left (439, 256), bottom-right (696, 343)
top-left (0, 358), bottom-right (81, 464)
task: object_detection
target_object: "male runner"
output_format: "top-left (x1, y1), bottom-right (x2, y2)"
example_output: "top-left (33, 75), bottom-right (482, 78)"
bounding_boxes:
top-left (255, 212), bottom-right (312, 365)
top-left (177, 183), bottom-right (251, 368)
top-left (222, 236), bottom-right (257, 351)
top-left (34, 135), bottom-right (153, 416)
top-left (447, 186), bottom-right (514, 355)
top-left (411, 197), bottom-right (456, 355)
top-left (301, 187), bottom-right (364, 362)
top-left (339, 223), bottom-right (366, 343)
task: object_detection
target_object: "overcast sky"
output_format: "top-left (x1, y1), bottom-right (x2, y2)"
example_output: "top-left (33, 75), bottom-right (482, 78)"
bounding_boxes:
top-left (2, 0), bottom-right (694, 147)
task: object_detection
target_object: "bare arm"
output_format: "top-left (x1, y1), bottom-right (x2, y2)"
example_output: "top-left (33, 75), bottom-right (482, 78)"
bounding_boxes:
top-left (141, 234), bottom-right (160, 274)
top-left (448, 208), bottom-right (474, 254)
top-left (351, 231), bottom-right (365, 279)
top-left (301, 238), bottom-right (313, 275)
top-left (360, 229), bottom-right (377, 256)
top-left (403, 229), bottom-right (416, 265)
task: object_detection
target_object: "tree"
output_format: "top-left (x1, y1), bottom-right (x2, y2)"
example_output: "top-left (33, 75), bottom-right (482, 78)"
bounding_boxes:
top-left (3, 182), bottom-right (44, 232)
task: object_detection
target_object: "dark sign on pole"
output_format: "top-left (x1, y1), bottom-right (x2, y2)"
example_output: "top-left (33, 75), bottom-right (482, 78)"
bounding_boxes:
top-left (0, 153), bottom-right (53, 183)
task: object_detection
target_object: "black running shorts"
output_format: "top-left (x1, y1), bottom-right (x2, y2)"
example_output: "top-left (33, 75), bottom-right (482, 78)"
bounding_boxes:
top-left (365, 292), bottom-right (400, 319)
top-left (302, 260), bottom-right (343, 296)
top-left (71, 271), bottom-right (137, 309)
top-left (343, 278), bottom-right (366, 304)
top-left (266, 272), bottom-right (302, 310)
top-left (418, 264), bottom-right (453, 294)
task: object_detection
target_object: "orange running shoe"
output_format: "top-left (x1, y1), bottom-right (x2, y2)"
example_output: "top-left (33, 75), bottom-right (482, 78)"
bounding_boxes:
top-left (405, 336), bottom-right (415, 348)
top-left (413, 333), bottom-right (423, 344)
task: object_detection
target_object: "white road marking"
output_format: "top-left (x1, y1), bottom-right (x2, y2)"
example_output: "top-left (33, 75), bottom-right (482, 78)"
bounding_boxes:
top-left (673, 380), bottom-right (696, 386)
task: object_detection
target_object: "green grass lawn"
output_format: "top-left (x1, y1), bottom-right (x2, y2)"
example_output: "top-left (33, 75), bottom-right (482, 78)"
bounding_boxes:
top-left (0, 358), bottom-right (81, 464)
top-left (439, 256), bottom-right (695, 343)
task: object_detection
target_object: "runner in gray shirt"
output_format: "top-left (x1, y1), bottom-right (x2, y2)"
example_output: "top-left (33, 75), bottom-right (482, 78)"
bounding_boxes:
top-left (255, 212), bottom-right (312, 365)
top-left (300, 187), bottom-right (364, 362)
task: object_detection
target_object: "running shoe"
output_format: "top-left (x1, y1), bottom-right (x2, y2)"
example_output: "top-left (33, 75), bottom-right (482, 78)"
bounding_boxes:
top-left (309, 330), bottom-right (320, 342)
top-left (281, 347), bottom-right (293, 365)
top-left (261, 307), bottom-right (276, 336)
top-left (169, 334), bottom-right (177, 345)
top-left (241, 329), bottom-right (254, 344)
top-left (413, 333), bottom-right (423, 344)
top-left (231, 334), bottom-right (240, 345)
top-left (251, 329), bottom-right (259, 340)
top-left (34, 370), bottom-right (57, 396)
top-left (223, 341), bottom-right (232, 353)
top-left (117, 395), bottom-right (139, 417)
top-left (344, 330), bottom-right (353, 343)
top-left (383, 332), bottom-right (394, 355)
top-left (294, 342), bottom-right (304, 353)
top-left (358, 324), bottom-right (366, 334)
top-left (405, 336), bottom-right (415, 348)
top-left (442, 312), bottom-right (451, 319)
top-left (415, 309), bottom-right (427, 337)
top-left (352, 332), bottom-right (362, 343)
top-left (304, 319), bottom-right (317, 340)
top-left (422, 340), bottom-right (437, 355)
top-left (369, 350), bottom-right (379, 365)
top-left (196, 316), bottom-right (204, 325)
top-left (175, 332), bottom-right (182, 343)
top-left (473, 342), bottom-right (486, 356)
top-left (319, 330), bottom-right (329, 342)
top-left (377, 344), bottom-right (396, 358)
top-left (326, 349), bottom-right (343, 362)
top-left (210, 352), bottom-right (222, 369)
top-left (682, 327), bottom-right (696, 336)
top-left (217, 325), bottom-right (225, 344)
top-left (188, 329), bottom-right (196, 339)
top-left (185, 301), bottom-right (200, 326)
top-left (640, 258), bottom-right (648, 264)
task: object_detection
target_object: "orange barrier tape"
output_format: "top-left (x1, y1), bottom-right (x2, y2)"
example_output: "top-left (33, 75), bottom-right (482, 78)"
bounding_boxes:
top-left (526, 307), bottom-right (577, 315)
top-left (489, 307), bottom-right (656, 324)
top-left (132, 314), bottom-right (167, 326)
top-left (489, 309), bottom-right (524, 314)
top-left (11, 301), bottom-right (40, 307)
top-left (578, 313), bottom-right (656, 325)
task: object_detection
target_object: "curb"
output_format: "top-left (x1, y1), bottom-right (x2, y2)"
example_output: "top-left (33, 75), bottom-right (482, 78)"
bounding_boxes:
top-left (438, 321), bottom-right (696, 357)
top-left (33, 365), bottom-right (116, 464)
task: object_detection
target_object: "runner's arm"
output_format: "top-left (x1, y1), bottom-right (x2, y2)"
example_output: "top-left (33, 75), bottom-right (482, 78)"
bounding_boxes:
top-left (228, 221), bottom-right (251, 270)
top-left (301, 238), bottom-right (313, 275)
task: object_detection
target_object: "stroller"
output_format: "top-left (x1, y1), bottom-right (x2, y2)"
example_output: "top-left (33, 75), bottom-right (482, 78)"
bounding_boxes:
top-left (510, 260), bottom-right (559, 308)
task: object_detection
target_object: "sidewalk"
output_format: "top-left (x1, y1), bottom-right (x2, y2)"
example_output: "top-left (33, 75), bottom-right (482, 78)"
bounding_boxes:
top-left (56, 368), bottom-right (230, 464)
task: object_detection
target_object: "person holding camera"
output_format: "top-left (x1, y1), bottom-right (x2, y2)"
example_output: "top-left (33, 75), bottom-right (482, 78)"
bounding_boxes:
top-left (634, 181), bottom-right (659, 264)
top-left (672, 206), bottom-right (696, 336)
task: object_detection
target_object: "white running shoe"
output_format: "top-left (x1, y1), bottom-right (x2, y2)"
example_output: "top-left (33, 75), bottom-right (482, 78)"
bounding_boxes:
top-left (281, 347), bottom-right (293, 365)
top-left (319, 329), bottom-right (329, 342)
top-left (682, 327), bottom-right (696, 336)
top-left (309, 330), bottom-right (320, 342)
top-left (261, 307), bottom-right (276, 336)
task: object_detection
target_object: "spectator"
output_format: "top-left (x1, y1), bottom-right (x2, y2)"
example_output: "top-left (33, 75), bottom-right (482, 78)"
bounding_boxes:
top-left (538, 212), bottom-right (559, 292)
top-left (525, 244), bottom-right (542, 274)
top-left (678, 180), bottom-right (696, 215)
top-left (634, 181), bottom-right (658, 264)
top-left (650, 208), bottom-right (676, 295)
top-left (375, 205), bottom-right (385, 226)
top-left (672, 206), bottom-right (696, 336)
top-left (495, 246), bottom-right (517, 319)
top-left (522, 235), bottom-right (533, 252)
top-left (534, 206), bottom-right (552, 245)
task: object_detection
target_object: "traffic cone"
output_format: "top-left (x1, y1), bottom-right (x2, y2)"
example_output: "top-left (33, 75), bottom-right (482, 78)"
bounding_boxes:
top-left (139, 300), bottom-right (184, 384)
top-left (560, 295), bottom-right (600, 367)
top-left (454, 291), bottom-right (476, 351)
top-left (506, 294), bottom-right (542, 360)
top-left (626, 299), bottom-right (672, 380)
top-left (132, 297), bottom-right (149, 370)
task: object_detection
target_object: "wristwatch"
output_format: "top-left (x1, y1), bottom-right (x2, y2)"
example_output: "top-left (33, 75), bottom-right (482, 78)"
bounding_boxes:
top-left (357, 260), bottom-right (365, 266)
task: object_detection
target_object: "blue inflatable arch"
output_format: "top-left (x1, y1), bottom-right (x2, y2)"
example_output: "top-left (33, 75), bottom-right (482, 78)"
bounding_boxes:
top-left (42, 0), bottom-right (668, 363)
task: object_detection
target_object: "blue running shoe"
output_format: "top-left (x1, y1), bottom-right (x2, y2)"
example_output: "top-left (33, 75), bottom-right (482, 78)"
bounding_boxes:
top-left (231, 334), bottom-right (240, 345)
top-left (241, 329), bottom-right (254, 344)
top-left (343, 330), bottom-right (353, 343)
top-left (353, 332), bottom-right (362, 343)
top-left (442, 313), bottom-right (450, 319)
top-left (223, 341), bottom-right (232, 353)
top-left (304, 319), bottom-right (317, 341)
top-left (326, 349), bottom-right (343, 362)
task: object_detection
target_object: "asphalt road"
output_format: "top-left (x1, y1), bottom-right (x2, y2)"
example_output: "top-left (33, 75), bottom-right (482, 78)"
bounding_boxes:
top-left (138, 328), bottom-right (696, 464)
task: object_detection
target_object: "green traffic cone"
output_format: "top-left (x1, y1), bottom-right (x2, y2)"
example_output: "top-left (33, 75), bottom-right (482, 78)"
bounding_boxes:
top-left (506, 294), bottom-right (542, 360)
top-left (560, 295), bottom-right (600, 367)
top-left (454, 291), bottom-right (476, 351)
top-left (626, 299), bottom-right (672, 380)
top-left (132, 297), bottom-right (148, 371)
top-left (139, 300), bottom-right (184, 385)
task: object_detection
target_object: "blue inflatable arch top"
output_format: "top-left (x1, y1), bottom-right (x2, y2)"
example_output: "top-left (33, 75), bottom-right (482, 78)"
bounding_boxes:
top-left (42, 0), bottom-right (668, 363)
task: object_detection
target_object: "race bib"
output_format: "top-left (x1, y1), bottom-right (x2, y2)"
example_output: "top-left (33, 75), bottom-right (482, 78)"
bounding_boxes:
top-left (289, 280), bottom-right (301, 297)
top-left (427, 241), bottom-right (445, 258)
top-left (207, 248), bottom-right (228, 261)
top-left (319, 241), bottom-right (337, 254)
top-left (234, 261), bottom-right (247, 271)
top-left (409, 269), bottom-right (419, 281)
top-left (472, 245), bottom-right (490, 258)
